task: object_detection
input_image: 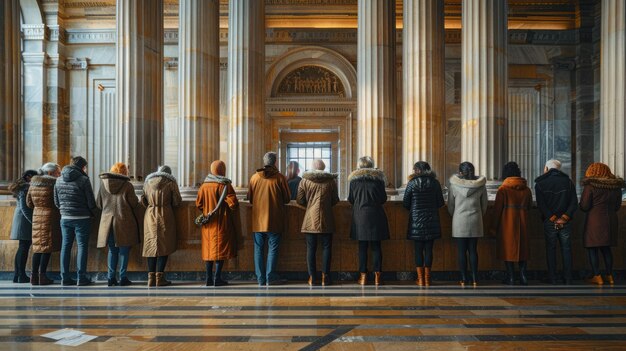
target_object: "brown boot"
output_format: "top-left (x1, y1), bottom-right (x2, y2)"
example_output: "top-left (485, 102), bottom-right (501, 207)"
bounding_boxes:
top-left (587, 275), bottom-right (603, 285)
top-left (604, 275), bottom-right (615, 285)
top-left (374, 272), bottom-right (383, 286)
top-left (147, 272), bottom-right (156, 287)
top-left (424, 267), bottom-right (432, 287)
top-left (416, 267), bottom-right (424, 286)
top-left (357, 272), bottom-right (367, 285)
top-left (321, 273), bottom-right (331, 286)
top-left (155, 272), bottom-right (171, 287)
top-left (30, 274), bottom-right (39, 286)
top-left (38, 274), bottom-right (53, 286)
top-left (307, 276), bottom-right (315, 286)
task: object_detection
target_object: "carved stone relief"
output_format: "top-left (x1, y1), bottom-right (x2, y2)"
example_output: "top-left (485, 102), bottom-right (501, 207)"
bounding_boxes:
top-left (277, 66), bottom-right (345, 97)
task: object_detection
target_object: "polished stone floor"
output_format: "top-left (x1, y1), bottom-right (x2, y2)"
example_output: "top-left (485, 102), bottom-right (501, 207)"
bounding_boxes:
top-left (0, 280), bottom-right (625, 350)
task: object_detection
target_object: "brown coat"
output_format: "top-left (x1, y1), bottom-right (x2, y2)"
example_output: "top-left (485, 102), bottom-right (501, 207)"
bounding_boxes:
top-left (491, 177), bottom-right (532, 262)
top-left (579, 177), bottom-right (624, 248)
top-left (141, 172), bottom-right (182, 257)
top-left (26, 175), bottom-right (62, 253)
top-left (196, 174), bottom-right (239, 261)
top-left (96, 173), bottom-right (141, 248)
top-left (247, 165), bottom-right (291, 233)
top-left (296, 171), bottom-right (340, 234)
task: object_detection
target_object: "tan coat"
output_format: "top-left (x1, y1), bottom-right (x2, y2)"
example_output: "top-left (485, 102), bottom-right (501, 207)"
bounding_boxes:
top-left (26, 175), bottom-right (62, 253)
top-left (96, 173), bottom-right (142, 248)
top-left (141, 172), bottom-right (182, 257)
top-left (247, 165), bottom-right (291, 233)
top-left (296, 170), bottom-right (339, 234)
top-left (196, 174), bottom-right (239, 261)
top-left (491, 177), bottom-right (532, 262)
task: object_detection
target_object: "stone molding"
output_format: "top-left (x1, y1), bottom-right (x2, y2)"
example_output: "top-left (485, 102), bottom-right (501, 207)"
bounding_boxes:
top-left (65, 58), bottom-right (90, 70)
top-left (164, 57), bottom-right (178, 70)
top-left (48, 25), bottom-right (67, 43)
top-left (66, 29), bottom-right (116, 44)
top-left (22, 24), bottom-right (49, 41)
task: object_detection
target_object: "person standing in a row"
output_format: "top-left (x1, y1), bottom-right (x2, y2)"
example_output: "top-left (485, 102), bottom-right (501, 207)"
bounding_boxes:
top-left (286, 161), bottom-right (301, 201)
top-left (9, 170), bottom-right (38, 283)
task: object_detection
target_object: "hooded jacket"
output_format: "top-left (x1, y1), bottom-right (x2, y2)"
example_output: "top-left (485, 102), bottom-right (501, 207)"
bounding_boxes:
top-left (196, 174), bottom-right (239, 261)
top-left (247, 165), bottom-right (291, 233)
top-left (53, 165), bottom-right (97, 218)
top-left (296, 170), bottom-right (340, 234)
top-left (96, 173), bottom-right (142, 248)
top-left (403, 172), bottom-right (445, 241)
top-left (447, 175), bottom-right (488, 238)
top-left (348, 168), bottom-right (390, 241)
top-left (141, 172), bottom-right (182, 257)
top-left (579, 177), bottom-right (624, 248)
top-left (491, 177), bottom-right (532, 261)
top-left (26, 175), bottom-right (62, 253)
top-left (9, 180), bottom-right (33, 241)
top-left (534, 169), bottom-right (577, 222)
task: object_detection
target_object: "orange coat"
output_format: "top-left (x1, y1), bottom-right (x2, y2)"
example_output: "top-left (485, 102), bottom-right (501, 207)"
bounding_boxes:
top-left (196, 175), bottom-right (239, 261)
top-left (491, 177), bottom-right (532, 262)
top-left (247, 165), bottom-right (291, 233)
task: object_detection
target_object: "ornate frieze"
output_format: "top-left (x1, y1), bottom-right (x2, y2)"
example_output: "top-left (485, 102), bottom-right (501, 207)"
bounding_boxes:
top-left (48, 25), bottom-right (68, 43)
top-left (164, 29), bottom-right (178, 44)
top-left (277, 66), bottom-right (345, 97)
top-left (22, 24), bottom-right (49, 41)
top-left (65, 58), bottom-right (90, 70)
top-left (66, 29), bottom-right (115, 44)
top-left (164, 57), bottom-right (178, 70)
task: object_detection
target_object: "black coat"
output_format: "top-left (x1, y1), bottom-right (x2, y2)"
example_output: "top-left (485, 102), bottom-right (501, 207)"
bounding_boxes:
top-left (403, 173), bottom-right (445, 240)
top-left (53, 165), bottom-right (98, 217)
top-left (534, 169), bottom-right (577, 222)
top-left (348, 168), bottom-right (390, 241)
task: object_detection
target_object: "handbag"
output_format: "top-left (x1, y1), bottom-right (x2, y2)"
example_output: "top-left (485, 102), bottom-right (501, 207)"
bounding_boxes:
top-left (194, 186), bottom-right (229, 226)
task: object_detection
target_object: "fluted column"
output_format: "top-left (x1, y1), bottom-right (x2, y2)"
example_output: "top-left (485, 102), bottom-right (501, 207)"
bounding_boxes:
top-left (357, 0), bottom-right (397, 187)
top-left (116, 0), bottom-right (163, 182)
top-left (600, 0), bottom-right (626, 177)
top-left (461, 0), bottom-right (508, 180)
top-left (227, 1), bottom-right (265, 188)
top-left (0, 0), bottom-right (21, 184)
top-left (402, 0), bottom-right (445, 183)
top-left (178, 0), bottom-right (220, 193)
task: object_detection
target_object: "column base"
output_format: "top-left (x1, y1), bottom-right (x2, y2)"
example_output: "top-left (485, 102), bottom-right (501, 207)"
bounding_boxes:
top-left (180, 187), bottom-right (200, 201)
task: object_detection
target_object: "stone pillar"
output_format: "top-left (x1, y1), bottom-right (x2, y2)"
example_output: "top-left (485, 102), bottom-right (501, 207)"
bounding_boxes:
top-left (178, 0), bottom-right (220, 195)
top-left (227, 0), bottom-right (265, 189)
top-left (402, 0), bottom-right (445, 183)
top-left (116, 0), bottom-right (164, 182)
top-left (600, 0), bottom-right (626, 177)
top-left (0, 0), bottom-right (21, 184)
top-left (461, 0), bottom-right (508, 180)
top-left (357, 0), bottom-right (396, 187)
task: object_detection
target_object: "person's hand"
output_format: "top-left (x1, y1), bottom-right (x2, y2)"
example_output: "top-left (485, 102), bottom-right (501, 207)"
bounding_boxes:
top-left (555, 218), bottom-right (567, 225)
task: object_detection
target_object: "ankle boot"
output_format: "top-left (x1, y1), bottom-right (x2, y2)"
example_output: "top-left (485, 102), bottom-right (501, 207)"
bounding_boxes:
top-left (416, 267), bottom-right (425, 286)
top-left (470, 270), bottom-right (478, 287)
top-left (374, 272), bottom-right (383, 286)
top-left (147, 272), bottom-right (156, 287)
top-left (424, 267), bottom-right (432, 287)
top-left (205, 271), bottom-right (213, 287)
top-left (307, 275), bottom-right (315, 286)
top-left (155, 272), bottom-right (171, 286)
top-left (604, 274), bottom-right (615, 285)
top-left (39, 273), bottom-right (53, 286)
top-left (587, 275), bottom-right (603, 285)
top-left (357, 272), bottom-right (367, 285)
top-left (459, 270), bottom-right (467, 287)
top-left (503, 262), bottom-right (515, 285)
top-left (321, 273), bottom-right (331, 286)
top-left (519, 261), bottom-right (528, 286)
top-left (30, 274), bottom-right (39, 286)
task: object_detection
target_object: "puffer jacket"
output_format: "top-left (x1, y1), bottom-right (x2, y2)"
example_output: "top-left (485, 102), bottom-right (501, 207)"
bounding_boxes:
top-left (26, 175), bottom-right (62, 253)
top-left (296, 170), bottom-right (340, 234)
top-left (53, 165), bottom-right (98, 217)
top-left (447, 175), bottom-right (488, 238)
top-left (9, 180), bottom-right (33, 241)
top-left (402, 172), bottom-right (445, 241)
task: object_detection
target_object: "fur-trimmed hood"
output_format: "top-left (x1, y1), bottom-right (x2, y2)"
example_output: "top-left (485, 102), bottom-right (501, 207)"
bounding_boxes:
top-left (255, 165), bottom-right (280, 179)
top-left (407, 170), bottom-right (437, 182)
top-left (449, 175), bottom-right (487, 197)
top-left (501, 176), bottom-right (528, 190)
top-left (99, 172), bottom-right (131, 195)
top-left (144, 171), bottom-right (177, 185)
top-left (582, 177), bottom-right (625, 190)
top-left (204, 174), bottom-right (232, 184)
top-left (30, 175), bottom-right (57, 188)
top-left (8, 179), bottom-right (29, 197)
top-left (302, 170), bottom-right (338, 183)
top-left (348, 168), bottom-right (386, 184)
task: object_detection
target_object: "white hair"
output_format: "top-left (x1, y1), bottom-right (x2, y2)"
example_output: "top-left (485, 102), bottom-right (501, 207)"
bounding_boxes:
top-left (545, 159), bottom-right (562, 170)
top-left (312, 159), bottom-right (326, 171)
top-left (358, 156), bottom-right (374, 169)
top-left (39, 162), bottom-right (60, 175)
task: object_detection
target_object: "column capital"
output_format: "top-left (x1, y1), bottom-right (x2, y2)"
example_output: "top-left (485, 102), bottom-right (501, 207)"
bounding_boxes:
top-left (65, 57), bottom-right (90, 70)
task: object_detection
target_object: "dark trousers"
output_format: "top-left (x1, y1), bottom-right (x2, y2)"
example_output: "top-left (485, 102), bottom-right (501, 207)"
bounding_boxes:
top-left (414, 239), bottom-right (434, 267)
top-left (14, 240), bottom-right (31, 277)
top-left (588, 246), bottom-right (613, 276)
top-left (457, 238), bottom-right (478, 278)
top-left (543, 220), bottom-right (573, 280)
top-left (305, 233), bottom-right (332, 277)
top-left (32, 253), bottom-right (51, 274)
top-left (147, 256), bottom-right (169, 273)
top-left (358, 240), bottom-right (382, 273)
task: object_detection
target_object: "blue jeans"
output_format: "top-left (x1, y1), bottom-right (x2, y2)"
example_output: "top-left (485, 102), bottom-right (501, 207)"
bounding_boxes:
top-left (107, 230), bottom-right (130, 280)
top-left (60, 218), bottom-right (92, 282)
top-left (543, 219), bottom-right (573, 280)
top-left (253, 232), bottom-right (281, 285)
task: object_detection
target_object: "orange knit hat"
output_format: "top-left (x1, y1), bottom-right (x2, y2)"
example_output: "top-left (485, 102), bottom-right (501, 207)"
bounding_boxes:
top-left (110, 162), bottom-right (129, 176)
top-left (584, 162), bottom-right (615, 179)
top-left (210, 160), bottom-right (226, 176)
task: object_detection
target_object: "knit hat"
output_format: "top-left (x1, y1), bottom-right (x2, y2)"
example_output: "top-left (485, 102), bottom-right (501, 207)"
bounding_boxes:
top-left (584, 162), bottom-right (615, 179)
top-left (110, 162), bottom-right (129, 176)
top-left (210, 160), bottom-right (226, 177)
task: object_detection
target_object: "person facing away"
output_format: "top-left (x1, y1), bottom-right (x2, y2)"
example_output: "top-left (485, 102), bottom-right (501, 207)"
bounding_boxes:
top-left (403, 161), bottom-right (445, 287)
top-left (54, 156), bottom-right (98, 286)
top-left (491, 161), bottom-right (533, 286)
top-left (9, 169), bottom-right (38, 284)
top-left (534, 159), bottom-right (577, 285)
top-left (27, 163), bottom-right (62, 286)
top-left (286, 161), bottom-right (302, 201)
top-left (247, 151), bottom-right (291, 286)
top-left (296, 159), bottom-right (340, 286)
top-left (96, 162), bottom-right (141, 287)
top-left (447, 161), bottom-right (488, 287)
top-left (579, 162), bottom-right (624, 285)
top-left (142, 165), bottom-right (182, 287)
top-left (196, 160), bottom-right (239, 287)
top-left (348, 156), bottom-right (389, 286)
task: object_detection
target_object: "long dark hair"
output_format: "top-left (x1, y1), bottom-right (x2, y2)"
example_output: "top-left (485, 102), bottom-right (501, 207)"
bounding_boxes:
top-left (458, 162), bottom-right (477, 180)
top-left (286, 161), bottom-right (300, 181)
top-left (501, 161), bottom-right (521, 180)
top-left (8, 170), bottom-right (38, 196)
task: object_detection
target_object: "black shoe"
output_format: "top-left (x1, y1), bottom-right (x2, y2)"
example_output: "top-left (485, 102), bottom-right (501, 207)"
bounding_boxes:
top-left (119, 277), bottom-right (132, 286)
top-left (13, 275), bottom-right (18, 283)
top-left (77, 279), bottom-right (93, 286)
top-left (563, 278), bottom-right (573, 285)
top-left (519, 262), bottom-right (528, 286)
top-left (107, 278), bottom-right (119, 287)
top-left (62, 279), bottom-right (77, 286)
top-left (541, 277), bottom-right (558, 285)
top-left (17, 275), bottom-right (30, 283)
top-left (267, 279), bottom-right (287, 286)
top-left (213, 279), bottom-right (229, 287)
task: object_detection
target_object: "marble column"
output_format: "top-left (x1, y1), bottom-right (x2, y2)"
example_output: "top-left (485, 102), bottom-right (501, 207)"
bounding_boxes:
top-left (227, 0), bottom-right (265, 189)
top-left (461, 0), bottom-right (508, 180)
top-left (0, 0), bottom-right (21, 184)
top-left (402, 0), bottom-right (445, 183)
top-left (600, 0), bottom-right (626, 177)
top-left (357, 0), bottom-right (396, 187)
top-left (178, 0), bottom-right (220, 195)
top-left (116, 0), bottom-right (164, 182)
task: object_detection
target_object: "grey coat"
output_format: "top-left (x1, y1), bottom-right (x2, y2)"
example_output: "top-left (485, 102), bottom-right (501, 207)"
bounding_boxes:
top-left (447, 175), bottom-right (488, 238)
top-left (10, 181), bottom-right (33, 241)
